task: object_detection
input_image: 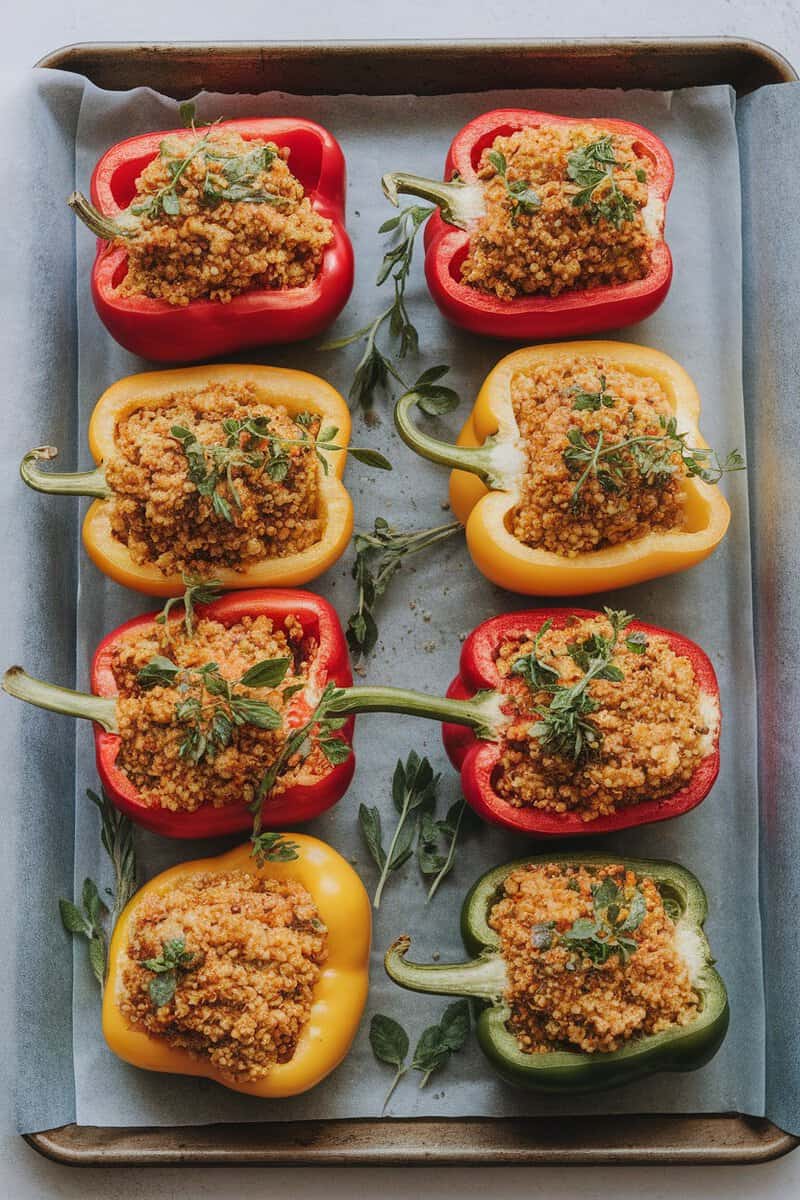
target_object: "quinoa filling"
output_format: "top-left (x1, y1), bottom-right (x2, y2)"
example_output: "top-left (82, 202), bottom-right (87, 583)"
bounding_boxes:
top-left (113, 614), bottom-right (331, 811)
top-left (461, 125), bottom-right (654, 301)
top-left (121, 871), bottom-right (328, 1080)
top-left (494, 613), bottom-right (710, 820)
top-left (508, 357), bottom-right (685, 556)
top-left (115, 129), bottom-right (333, 306)
top-left (105, 383), bottom-right (324, 575)
top-left (489, 863), bottom-right (699, 1054)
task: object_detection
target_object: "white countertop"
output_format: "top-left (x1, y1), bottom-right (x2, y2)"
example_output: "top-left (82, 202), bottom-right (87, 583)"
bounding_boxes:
top-left (3, 2), bottom-right (799, 1197)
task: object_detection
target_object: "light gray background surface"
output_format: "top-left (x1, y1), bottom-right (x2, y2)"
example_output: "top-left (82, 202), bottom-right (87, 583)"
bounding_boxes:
top-left (2, 2), bottom-right (799, 1197)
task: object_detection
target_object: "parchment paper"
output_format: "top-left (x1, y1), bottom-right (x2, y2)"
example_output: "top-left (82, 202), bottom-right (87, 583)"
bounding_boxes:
top-left (5, 68), bottom-right (793, 1133)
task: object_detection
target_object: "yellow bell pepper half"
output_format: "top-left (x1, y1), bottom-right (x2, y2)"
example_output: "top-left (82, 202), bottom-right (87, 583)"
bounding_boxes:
top-left (395, 342), bottom-right (732, 596)
top-left (103, 835), bottom-right (371, 1097)
top-left (20, 364), bottom-right (354, 597)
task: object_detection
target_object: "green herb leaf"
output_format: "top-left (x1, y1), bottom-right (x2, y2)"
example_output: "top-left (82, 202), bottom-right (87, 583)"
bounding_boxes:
top-left (58, 792), bottom-right (137, 993)
top-left (358, 803), bottom-right (386, 870)
top-left (369, 1013), bottom-right (410, 1111)
top-left (566, 136), bottom-right (638, 228)
top-left (487, 149), bottom-right (541, 225)
top-left (239, 657), bottom-right (291, 689)
top-left (156, 573), bottom-right (223, 640)
top-left (346, 517), bottom-right (462, 662)
top-left (137, 656), bottom-right (181, 688)
top-left (179, 101), bottom-right (196, 128)
top-left (411, 999), bottom-right (471, 1087)
top-left (416, 797), bottom-right (480, 901)
top-left (250, 831), bottom-right (300, 867)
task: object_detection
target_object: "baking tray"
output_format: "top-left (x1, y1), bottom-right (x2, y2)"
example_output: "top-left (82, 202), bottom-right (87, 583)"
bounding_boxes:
top-left (26, 37), bottom-right (799, 1168)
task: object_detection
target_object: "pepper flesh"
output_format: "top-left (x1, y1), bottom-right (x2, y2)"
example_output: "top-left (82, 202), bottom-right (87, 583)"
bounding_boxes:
top-left (441, 607), bottom-right (721, 837)
top-left (385, 853), bottom-right (728, 1093)
top-left (104, 836), bottom-right (371, 1097)
top-left (384, 109), bottom-right (673, 340)
top-left (395, 341), bottom-right (732, 596)
top-left (79, 118), bottom-right (354, 362)
top-left (20, 364), bottom-right (354, 597)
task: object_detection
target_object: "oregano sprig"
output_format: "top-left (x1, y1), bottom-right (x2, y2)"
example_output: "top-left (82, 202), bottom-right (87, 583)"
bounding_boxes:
top-left (359, 751), bottom-right (439, 908)
top-left (369, 1001), bottom-right (471, 1109)
top-left (347, 511), bottom-right (463, 662)
top-left (321, 207), bottom-right (438, 413)
top-left (417, 797), bottom-right (480, 901)
top-left (249, 681), bottom-right (351, 843)
top-left (137, 654), bottom-right (290, 766)
top-left (515, 608), bottom-right (641, 763)
top-left (566, 136), bottom-right (638, 228)
top-left (156, 573), bottom-right (223, 640)
top-left (250, 831), bottom-right (301, 868)
top-left (564, 413), bottom-right (745, 510)
top-left (58, 788), bottom-right (138, 989)
top-left (171, 413), bottom-right (389, 523)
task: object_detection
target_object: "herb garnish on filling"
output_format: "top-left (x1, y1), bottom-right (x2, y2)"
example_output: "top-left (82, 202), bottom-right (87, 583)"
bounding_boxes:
top-left (495, 611), bottom-right (709, 819)
top-left (566, 135), bottom-right (640, 228)
top-left (490, 864), bottom-right (699, 1055)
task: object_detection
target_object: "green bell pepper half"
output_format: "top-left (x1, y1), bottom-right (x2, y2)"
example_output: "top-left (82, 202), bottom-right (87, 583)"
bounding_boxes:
top-left (384, 852), bottom-right (729, 1093)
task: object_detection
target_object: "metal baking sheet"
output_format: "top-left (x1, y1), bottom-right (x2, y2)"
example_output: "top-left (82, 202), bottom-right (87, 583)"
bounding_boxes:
top-left (26, 37), bottom-right (799, 1166)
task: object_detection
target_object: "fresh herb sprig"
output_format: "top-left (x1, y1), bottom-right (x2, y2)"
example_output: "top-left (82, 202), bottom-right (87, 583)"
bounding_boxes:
top-left (322, 208), bottom-right (437, 413)
top-left (564, 414), bottom-right (745, 510)
top-left (359, 751), bottom-right (439, 908)
top-left (59, 788), bottom-right (138, 988)
top-left (559, 875), bottom-right (647, 966)
top-left (137, 654), bottom-right (290, 765)
top-left (417, 797), bottom-right (480, 901)
top-left (517, 609), bottom-right (644, 763)
top-left (250, 831), bottom-right (301, 868)
top-left (171, 413), bottom-right (389, 524)
top-left (510, 619), bottom-right (561, 691)
top-left (141, 937), bottom-right (197, 1008)
top-left (369, 1002), bottom-right (471, 1109)
top-left (347, 512), bottom-right (463, 661)
top-left (156, 574), bottom-right (223, 640)
top-left (132, 101), bottom-right (290, 220)
top-left (485, 149), bottom-right (541, 225)
top-left (250, 681), bottom-right (351, 841)
top-left (566, 136), bottom-right (638, 228)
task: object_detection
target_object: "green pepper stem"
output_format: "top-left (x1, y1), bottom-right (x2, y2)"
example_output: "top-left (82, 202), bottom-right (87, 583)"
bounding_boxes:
top-left (381, 171), bottom-right (485, 230)
top-left (2, 667), bottom-right (118, 733)
top-left (20, 447), bottom-right (111, 499)
top-left (329, 685), bottom-right (504, 740)
top-left (394, 391), bottom-right (511, 489)
top-left (385, 935), bottom-right (507, 1000)
top-left (68, 191), bottom-right (134, 241)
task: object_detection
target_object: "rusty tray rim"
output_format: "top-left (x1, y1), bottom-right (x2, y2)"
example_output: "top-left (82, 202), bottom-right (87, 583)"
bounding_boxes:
top-left (25, 35), bottom-right (799, 1168)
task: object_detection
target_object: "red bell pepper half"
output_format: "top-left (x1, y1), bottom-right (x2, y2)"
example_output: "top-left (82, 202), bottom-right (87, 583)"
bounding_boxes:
top-left (442, 608), bottom-right (720, 836)
top-left (2, 600), bottom-right (718, 840)
top-left (382, 108), bottom-right (674, 340)
top-left (70, 118), bottom-right (354, 363)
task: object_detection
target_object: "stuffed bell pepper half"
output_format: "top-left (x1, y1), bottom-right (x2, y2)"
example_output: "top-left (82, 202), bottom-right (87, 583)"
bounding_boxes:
top-left (104, 836), bottom-right (370, 1096)
top-left (383, 108), bottom-right (674, 339)
top-left (69, 115), bottom-right (354, 361)
top-left (385, 854), bottom-right (728, 1092)
top-left (20, 363), bottom-right (392, 596)
top-left (395, 342), bottom-right (742, 595)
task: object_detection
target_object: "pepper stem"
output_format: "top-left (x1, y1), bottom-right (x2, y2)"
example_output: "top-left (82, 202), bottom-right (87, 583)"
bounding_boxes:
top-left (3, 667), bottom-right (118, 733)
top-left (68, 191), bottom-right (134, 241)
top-left (385, 935), bottom-right (507, 1000)
top-left (329, 685), bottom-right (505, 741)
top-left (381, 172), bottom-right (485, 230)
top-left (394, 391), bottom-right (510, 489)
top-left (20, 447), bottom-right (111, 499)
